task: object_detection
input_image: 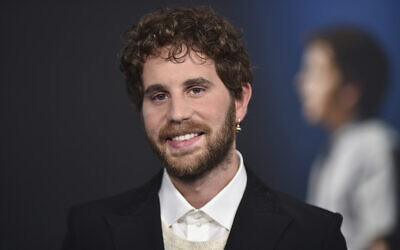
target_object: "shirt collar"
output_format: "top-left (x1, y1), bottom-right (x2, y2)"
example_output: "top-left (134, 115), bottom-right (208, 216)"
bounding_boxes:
top-left (158, 150), bottom-right (247, 230)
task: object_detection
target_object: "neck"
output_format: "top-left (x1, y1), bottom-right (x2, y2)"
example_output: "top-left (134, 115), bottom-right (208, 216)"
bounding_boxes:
top-left (168, 148), bottom-right (240, 209)
top-left (324, 108), bottom-right (357, 133)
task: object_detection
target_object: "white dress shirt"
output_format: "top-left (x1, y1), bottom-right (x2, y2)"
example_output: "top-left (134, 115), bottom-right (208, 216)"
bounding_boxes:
top-left (158, 150), bottom-right (247, 242)
top-left (307, 119), bottom-right (398, 250)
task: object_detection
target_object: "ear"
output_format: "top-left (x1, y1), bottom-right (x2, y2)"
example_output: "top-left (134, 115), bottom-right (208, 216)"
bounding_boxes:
top-left (235, 82), bottom-right (252, 122)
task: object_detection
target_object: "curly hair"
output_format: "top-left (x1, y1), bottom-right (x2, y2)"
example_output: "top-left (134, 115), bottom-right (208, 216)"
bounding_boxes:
top-left (120, 6), bottom-right (253, 111)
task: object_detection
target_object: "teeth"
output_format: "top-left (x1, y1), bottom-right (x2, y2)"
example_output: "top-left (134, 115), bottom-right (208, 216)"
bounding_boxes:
top-left (171, 133), bottom-right (199, 141)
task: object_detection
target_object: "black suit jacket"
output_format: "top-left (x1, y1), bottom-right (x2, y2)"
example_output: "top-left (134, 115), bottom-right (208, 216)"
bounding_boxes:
top-left (63, 169), bottom-right (347, 250)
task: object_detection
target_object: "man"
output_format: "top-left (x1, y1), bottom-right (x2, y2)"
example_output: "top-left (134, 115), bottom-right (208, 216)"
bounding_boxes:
top-left (296, 27), bottom-right (398, 250)
top-left (63, 7), bottom-right (346, 249)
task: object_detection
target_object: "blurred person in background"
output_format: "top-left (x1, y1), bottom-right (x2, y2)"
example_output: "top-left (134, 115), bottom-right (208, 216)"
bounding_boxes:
top-left (296, 27), bottom-right (399, 250)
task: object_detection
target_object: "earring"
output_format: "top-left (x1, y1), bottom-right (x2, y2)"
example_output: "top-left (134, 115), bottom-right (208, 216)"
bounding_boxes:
top-left (235, 119), bottom-right (242, 133)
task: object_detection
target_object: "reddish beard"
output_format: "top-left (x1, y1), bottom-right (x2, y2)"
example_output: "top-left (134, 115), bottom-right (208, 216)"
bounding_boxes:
top-left (145, 100), bottom-right (236, 181)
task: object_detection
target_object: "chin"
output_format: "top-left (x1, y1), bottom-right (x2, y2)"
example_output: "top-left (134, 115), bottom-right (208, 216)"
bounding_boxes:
top-left (165, 163), bottom-right (210, 181)
top-left (302, 110), bottom-right (320, 124)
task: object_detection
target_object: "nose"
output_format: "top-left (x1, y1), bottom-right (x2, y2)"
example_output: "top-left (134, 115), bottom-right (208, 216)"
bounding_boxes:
top-left (166, 96), bottom-right (192, 123)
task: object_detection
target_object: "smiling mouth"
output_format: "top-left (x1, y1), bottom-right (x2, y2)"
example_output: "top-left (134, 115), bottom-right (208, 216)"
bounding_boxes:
top-left (159, 121), bottom-right (211, 147)
top-left (164, 131), bottom-right (205, 151)
top-left (167, 132), bottom-right (204, 142)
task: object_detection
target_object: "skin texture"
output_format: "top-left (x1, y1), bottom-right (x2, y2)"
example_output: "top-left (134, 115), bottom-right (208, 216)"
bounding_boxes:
top-left (296, 41), bottom-right (360, 132)
top-left (141, 48), bottom-right (251, 208)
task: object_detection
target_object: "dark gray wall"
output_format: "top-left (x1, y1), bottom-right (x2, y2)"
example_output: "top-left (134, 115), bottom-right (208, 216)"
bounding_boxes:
top-left (1, 1), bottom-right (399, 249)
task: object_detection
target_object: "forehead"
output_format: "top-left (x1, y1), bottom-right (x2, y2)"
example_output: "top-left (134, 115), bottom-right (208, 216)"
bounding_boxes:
top-left (142, 49), bottom-right (220, 88)
top-left (304, 42), bottom-right (334, 66)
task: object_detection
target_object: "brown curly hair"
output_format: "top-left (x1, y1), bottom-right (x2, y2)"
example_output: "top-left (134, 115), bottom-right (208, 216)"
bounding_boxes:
top-left (120, 6), bottom-right (253, 111)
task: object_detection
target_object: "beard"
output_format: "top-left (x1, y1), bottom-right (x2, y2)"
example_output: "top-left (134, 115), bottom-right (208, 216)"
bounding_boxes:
top-left (145, 100), bottom-right (236, 181)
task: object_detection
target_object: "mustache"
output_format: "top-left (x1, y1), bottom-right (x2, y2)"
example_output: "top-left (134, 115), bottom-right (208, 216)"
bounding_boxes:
top-left (158, 121), bottom-right (211, 142)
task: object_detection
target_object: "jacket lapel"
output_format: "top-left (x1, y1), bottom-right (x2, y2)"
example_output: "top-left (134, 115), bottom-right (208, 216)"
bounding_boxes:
top-left (105, 172), bottom-right (164, 250)
top-left (103, 169), bottom-right (292, 250)
top-left (225, 170), bottom-right (293, 250)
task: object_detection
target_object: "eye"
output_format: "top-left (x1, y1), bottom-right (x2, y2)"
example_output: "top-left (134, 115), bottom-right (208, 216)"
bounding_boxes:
top-left (151, 93), bottom-right (168, 103)
top-left (188, 87), bottom-right (205, 96)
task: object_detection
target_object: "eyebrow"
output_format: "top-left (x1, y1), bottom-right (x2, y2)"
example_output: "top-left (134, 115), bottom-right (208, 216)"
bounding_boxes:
top-left (182, 77), bottom-right (214, 88)
top-left (144, 84), bottom-right (165, 97)
top-left (143, 77), bottom-right (214, 96)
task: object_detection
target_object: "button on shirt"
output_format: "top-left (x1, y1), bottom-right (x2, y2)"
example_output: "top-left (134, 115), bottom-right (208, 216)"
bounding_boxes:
top-left (158, 150), bottom-right (247, 242)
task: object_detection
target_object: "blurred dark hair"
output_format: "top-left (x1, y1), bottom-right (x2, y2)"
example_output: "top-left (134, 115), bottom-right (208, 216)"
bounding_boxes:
top-left (307, 26), bottom-right (388, 119)
top-left (120, 6), bottom-right (253, 111)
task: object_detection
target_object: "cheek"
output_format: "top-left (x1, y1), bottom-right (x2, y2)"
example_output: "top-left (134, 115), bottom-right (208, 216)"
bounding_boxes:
top-left (197, 93), bottom-right (232, 120)
top-left (300, 80), bottom-right (320, 106)
top-left (142, 109), bottom-right (163, 135)
top-left (309, 86), bottom-right (331, 113)
top-left (318, 80), bottom-right (338, 102)
top-left (200, 103), bottom-right (233, 134)
top-left (302, 75), bottom-right (332, 101)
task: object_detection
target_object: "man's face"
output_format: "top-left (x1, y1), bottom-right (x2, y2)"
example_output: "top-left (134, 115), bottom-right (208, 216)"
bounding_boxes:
top-left (296, 42), bottom-right (343, 125)
top-left (141, 49), bottom-right (237, 180)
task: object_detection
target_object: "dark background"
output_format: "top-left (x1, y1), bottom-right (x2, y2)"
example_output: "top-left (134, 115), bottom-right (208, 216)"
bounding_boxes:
top-left (1, 0), bottom-right (399, 249)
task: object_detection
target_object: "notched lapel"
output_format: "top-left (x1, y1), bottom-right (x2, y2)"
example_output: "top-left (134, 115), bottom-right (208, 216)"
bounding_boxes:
top-left (105, 172), bottom-right (164, 250)
top-left (225, 170), bottom-right (293, 250)
top-left (106, 213), bottom-right (164, 250)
